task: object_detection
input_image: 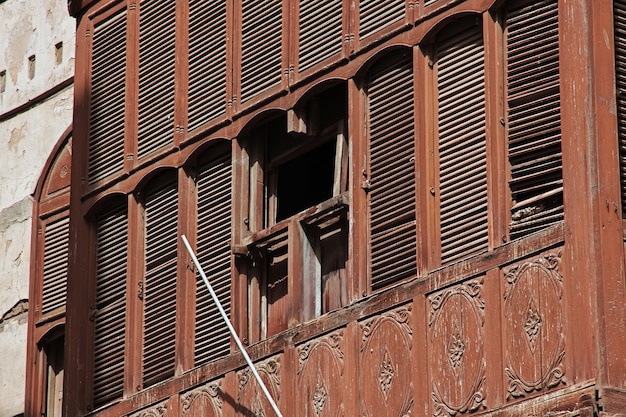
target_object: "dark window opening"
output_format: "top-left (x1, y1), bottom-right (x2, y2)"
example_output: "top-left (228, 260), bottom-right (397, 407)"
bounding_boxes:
top-left (43, 335), bottom-right (64, 417)
top-left (245, 82), bottom-right (349, 341)
top-left (275, 139), bottom-right (336, 220)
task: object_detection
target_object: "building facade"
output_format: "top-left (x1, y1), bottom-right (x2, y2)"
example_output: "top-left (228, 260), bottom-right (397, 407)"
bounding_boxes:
top-left (0, 0), bottom-right (74, 416)
top-left (25, 0), bottom-right (626, 416)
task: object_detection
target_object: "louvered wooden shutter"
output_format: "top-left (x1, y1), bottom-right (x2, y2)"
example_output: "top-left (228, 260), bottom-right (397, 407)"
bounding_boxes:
top-left (195, 151), bottom-right (232, 365)
top-left (241, 0), bottom-right (283, 102)
top-left (437, 25), bottom-right (488, 265)
top-left (367, 51), bottom-right (417, 289)
top-left (93, 203), bottom-right (127, 406)
top-left (359, 0), bottom-right (405, 40)
top-left (506, 0), bottom-right (562, 239)
top-left (138, 1), bottom-right (176, 158)
top-left (614, 0), bottom-right (626, 218)
top-left (89, 10), bottom-right (127, 185)
top-left (143, 174), bottom-right (178, 386)
top-left (298, 0), bottom-right (343, 72)
top-left (42, 216), bottom-right (70, 314)
top-left (188, 0), bottom-right (227, 131)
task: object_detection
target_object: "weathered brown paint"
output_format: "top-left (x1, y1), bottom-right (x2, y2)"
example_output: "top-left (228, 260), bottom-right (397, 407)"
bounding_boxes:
top-left (22, 1), bottom-right (626, 416)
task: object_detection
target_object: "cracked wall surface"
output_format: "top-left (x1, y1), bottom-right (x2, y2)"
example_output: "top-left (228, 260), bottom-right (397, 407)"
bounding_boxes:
top-left (0, 0), bottom-right (75, 415)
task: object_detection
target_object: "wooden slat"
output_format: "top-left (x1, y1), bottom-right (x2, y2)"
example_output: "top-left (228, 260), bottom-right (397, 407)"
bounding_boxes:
top-left (241, 0), bottom-right (283, 102)
top-left (359, 0), bottom-right (405, 39)
top-left (367, 51), bottom-right (417, 289)
top-left (93, 203), bottom-right (127, 405)
top-left (42, 216), bottom-right (70, 314)
top-left (437, 26), bottom-right (488, 265)
top-left (298, 0), bottom-right (343, 72)
top-left (615, 0), bottom-right (626, 218)
top-left (137, 1), bottom-right (176, 158)
top-left (195, 151), bottom-right (232, 365)
top-left (188, 0), bottom-right (227, 131)
top-left (506, 0), bottom-right (563, 239)
top-left (89, 10), bottom-right (127, 185)
top-left (143, 174), bottom-right (178, 386)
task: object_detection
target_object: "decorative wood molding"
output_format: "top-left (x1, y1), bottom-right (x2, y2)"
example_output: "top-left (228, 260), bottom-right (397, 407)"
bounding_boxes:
top-left (429, 279), bottom-right (485, 328)
top-left (133, 404), bottom-right (166, 417)
top-left (503, 252), bottom-right (566, 400)
top-left (297, 330), bottom-right (345, 374)
top-left (428, 278), bottom-right (486, 417)
top-left (360, 305), bottom-right (413, 352)
top-left (181, 380), bottom-right (223, 415)
top-left (237, 357), bottom-right (281, 403)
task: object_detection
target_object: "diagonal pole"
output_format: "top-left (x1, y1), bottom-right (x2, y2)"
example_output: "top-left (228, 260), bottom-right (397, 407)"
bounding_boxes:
top-left (181, 235), bottom-right (284, 417)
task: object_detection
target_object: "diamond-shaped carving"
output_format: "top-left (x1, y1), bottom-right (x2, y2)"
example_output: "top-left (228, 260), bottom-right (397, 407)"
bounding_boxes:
top-left (447, 320), bottom-right (465, 374)
top-left (524, 298), bottom-right (542, 350)
top-left (378, 348), bottom-right (394, 400)
top-left (312, 372), bottom-right (327, 416)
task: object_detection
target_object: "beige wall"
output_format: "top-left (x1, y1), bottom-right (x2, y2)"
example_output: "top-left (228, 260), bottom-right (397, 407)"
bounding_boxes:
top-left (0, 0), bottom-right (74, 415)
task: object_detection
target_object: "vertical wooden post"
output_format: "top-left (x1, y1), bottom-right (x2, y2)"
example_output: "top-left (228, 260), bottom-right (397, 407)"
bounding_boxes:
top-left (64, 13), bottom-right (92, 417)
top-left (588, 0), bottom-right (626, 389)
top-left (348, 78), bottom-right (367, 299)
top-left (559, 0), bottom-right (626, 385)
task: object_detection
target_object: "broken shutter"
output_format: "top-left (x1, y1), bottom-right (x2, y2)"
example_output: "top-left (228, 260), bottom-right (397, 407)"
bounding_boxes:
top-left (188, 0), bottom-right (227, 131)
top-left (195, 150), bottom-right (232, 365)
top-left (367, 51), bottom-right (417, 289)
top-left (359, 0), bottom-right (405, 40)
top-left (89, 9), bottom-right (127, 185)
top-left (137, 1), bottom-right (176, 158)
top-left (298, 0), bottom-right (343, 72)
top-left (241, 0), bottom-right (283, 103)
top-left (42, 216), bottom-right (70, 315)
top-left (506, 0), bottom-right (563, 239)
top-left (437, 24), bottom-right (488, 265)
top-left (614, 0), bottom-right (626, 219)
top-left (143, 174), bottom-right (178, 386)
top-left (93, 203), bottom-right (127, 406)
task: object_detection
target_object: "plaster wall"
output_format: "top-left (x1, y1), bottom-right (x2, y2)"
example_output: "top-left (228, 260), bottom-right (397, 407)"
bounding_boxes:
top-left (0, 0), bottom-right (75, 415)
top-left (0, 0), bottom-right (75, 112)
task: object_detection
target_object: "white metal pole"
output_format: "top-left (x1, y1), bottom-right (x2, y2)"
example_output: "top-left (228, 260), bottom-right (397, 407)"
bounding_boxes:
top-left (181, 235), bottom-right (284, 417)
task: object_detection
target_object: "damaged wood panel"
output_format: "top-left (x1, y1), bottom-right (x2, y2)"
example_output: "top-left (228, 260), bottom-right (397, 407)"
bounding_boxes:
top-left (428, 278), bottom-right (486, 416)
top-left (358, 305), bottom-right (414, 417)
top-left (296, 330), bottom-right (346, 416)
top-left (236, 355), bottom-right (282, 417)
top-left (502, 250), bottom-right (566, 401)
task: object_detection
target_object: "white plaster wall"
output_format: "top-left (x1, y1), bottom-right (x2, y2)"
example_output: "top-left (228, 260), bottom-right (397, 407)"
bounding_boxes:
top-left (0, 0), bottom-right (75, 112)
top-left (0, 0), bottom-right (75, 415)
top-left (0, 314), bottom-right (28, 417)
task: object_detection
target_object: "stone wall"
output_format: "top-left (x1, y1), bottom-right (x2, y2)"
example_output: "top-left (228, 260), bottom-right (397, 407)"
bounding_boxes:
top-left (0, 0), bottom-right (74, 415)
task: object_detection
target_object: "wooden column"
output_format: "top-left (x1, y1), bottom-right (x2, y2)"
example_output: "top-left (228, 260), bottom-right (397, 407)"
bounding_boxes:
top-left (559, 0), bottom-right (626, 387)
top-left (588, 0), bottom-right (626, 390)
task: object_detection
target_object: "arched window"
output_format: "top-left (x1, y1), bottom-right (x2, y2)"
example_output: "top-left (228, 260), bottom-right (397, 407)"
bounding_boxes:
top-left (364, 48), bottom-right (417, 289)
top-left (142, 171), bottom-right (179, 386)
top-left (92, 197), bottom-right (128, 406)
top-left (433, 17), bottom-right (489, 265)
top-left (26, 128), bottom-right (72, 417)
top-left (505, 0), bottom-right (563, 238)
top-left (194, 144), bottom-right (233, 365)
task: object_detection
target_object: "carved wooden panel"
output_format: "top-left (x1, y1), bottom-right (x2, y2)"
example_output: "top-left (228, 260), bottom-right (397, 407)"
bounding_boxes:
top-left (130, 401), bottom-right (168, 417)
top-left (358, 305), bottom-right (414, 417)
top-left (503, 251), bottom-right (566, 400)
top-left (428, 279), bottom-right (486, 417)
top-left (182, 380), bottom-right (223, 417)
top-left (237, 356), bottom-right (281, 417)
top-left (296, 330), bottom-right (345, 417)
